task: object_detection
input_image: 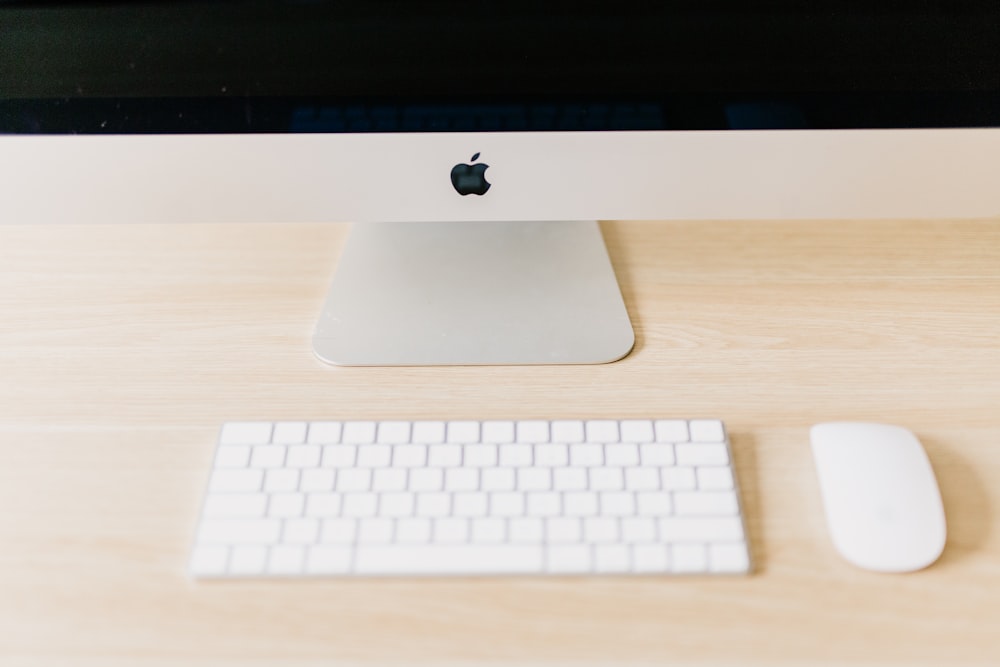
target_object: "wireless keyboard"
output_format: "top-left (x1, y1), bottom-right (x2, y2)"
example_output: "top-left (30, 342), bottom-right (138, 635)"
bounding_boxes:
top-left (190, 419), bottom-right (751, 577)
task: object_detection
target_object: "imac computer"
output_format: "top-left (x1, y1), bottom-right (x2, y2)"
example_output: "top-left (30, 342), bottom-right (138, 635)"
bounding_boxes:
top-left (2, 2), bottom-right (998, 366)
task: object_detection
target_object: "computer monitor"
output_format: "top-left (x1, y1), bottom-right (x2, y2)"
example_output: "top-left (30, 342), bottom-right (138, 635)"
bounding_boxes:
top-left (2, 2), bottom-right (998, 365)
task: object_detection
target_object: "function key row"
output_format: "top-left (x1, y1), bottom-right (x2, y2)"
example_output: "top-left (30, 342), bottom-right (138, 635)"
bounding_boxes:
top-left (219, 419), bottom-right (726, 447)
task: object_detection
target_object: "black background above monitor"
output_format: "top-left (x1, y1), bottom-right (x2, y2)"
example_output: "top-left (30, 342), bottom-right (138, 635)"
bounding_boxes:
top-left (2, 1), bottom-right (998, 132)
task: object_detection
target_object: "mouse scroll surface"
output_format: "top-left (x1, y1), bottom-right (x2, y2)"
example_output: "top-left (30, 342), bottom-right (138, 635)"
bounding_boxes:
top-left (810, 423), bottom-right (947, 573)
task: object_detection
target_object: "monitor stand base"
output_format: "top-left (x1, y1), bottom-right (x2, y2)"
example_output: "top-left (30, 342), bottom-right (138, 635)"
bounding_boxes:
top-left (312, 220), bottom-right (635, 366)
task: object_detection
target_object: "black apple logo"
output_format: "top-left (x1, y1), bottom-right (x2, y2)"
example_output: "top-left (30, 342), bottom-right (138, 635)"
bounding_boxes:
top-left (450, 152), bottom-right (491, 196)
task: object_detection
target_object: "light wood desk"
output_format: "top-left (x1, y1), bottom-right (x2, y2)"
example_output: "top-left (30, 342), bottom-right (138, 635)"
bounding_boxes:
top-left (2, 219), bottom-right (999, 666)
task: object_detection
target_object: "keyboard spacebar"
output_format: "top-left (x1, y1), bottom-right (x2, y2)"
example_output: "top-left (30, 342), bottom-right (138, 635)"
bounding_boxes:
top-left (355, 545), bottom-right (545, 575)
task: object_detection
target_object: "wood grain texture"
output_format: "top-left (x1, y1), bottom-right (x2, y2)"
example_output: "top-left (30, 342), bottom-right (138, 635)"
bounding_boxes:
top-left (1, 219), bottom-right (999, 666)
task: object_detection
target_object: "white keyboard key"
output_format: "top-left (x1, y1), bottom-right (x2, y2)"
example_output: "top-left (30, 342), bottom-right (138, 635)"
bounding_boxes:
top-left (220, 422), bottom-right (273, 446)
top-left (672, 544), bottom-right (708, 573)
top-left (434, 518), bottom-right (469, 543)
top-left (305, 492), bottom-right (342, 517)
top-left (335, 468), bottom-right (372, 492)
top-left (516, 420), bottom-right (549, 443)
top-left (190, 545), bottom-right (229, 576)
top-left (621, 517), bottom-right (657, 543)
top-left (286, 445), bottom-right (321, 468)
top-left (272, 421), bottom-right (308, 445)
top-left (674, 491), bottom-right (739, 516)
top-left (654, 420), bottom-right (689, 443)
top-left (481, 420), bottom-right (515, 443)
top-left (268, 493), bottom-right (305, 518)
top-left (589, 467), bottom-right (624, 491)
top-left (264, 468), bottom-right (300, 493)
top-left (453, 492), bottom-right (488, 517)
top-left (378, 492), bottom-right (415, 517)
top-left (595, 544), bottom-right (631, 573)
top-left (392, 444), bottom-right (427, 468)
top-left (444, 467), bottom-right (479, 492)
top-left (463, 444), bottom-right (497, 467)
top-left (306, 546), bottom-right (352, 574)
top-left (546, 517), bottom-right (582, 543)
top-left (307, 421), bottom-right (342, 444)
top-left (624, 467), bottom-right (660, 491)
top-left (322, 444), bottom-right (356, 468)
top-left (491, 492), bottom-right (525, 517)
top-left (600, 491), bottom-right (636, 516)
top-left (709, 543), bottom-right (751, 573)
top-left (264, 468), bottom-right (299, 493)
top-left (198, 519), bottom-right (281, 545)
top-left (395, 517), bottom-right (432, 543)
top-left (676, 443), bottom-right (729, 466)
top-left (586, 420), bottom-right (619, 443)
top-left (546, 545), bottom-right (591, 573)
top-left (356, 444), bottom-right (392, 468)
top-left (697, 466), bottom-right (735, 490)
top-left (569, 443), bottom-right (603, 466)
top-left (689, 419), bottom-right (726, 443)
top-left (416, 492), bottom-right (450, 517)
top-left (481, 467), bottom-right (515, 491)
top-left (499, 443), bottom-right (533, 467)
top-left (300, 468), bottom-right (335, 493)
top-left (662, 466), bottom-right (697, 490)
top-left (372, 468), bottom-right (408, 492)
top-left (447, 421), bottom-right (480, 444)
top-left (534, 443), bottom-right (568, 467)
top-left (605, 443), bottom-right (639, 467)
top-left (376, 421), bottom-right (411, 444)
top-left (215, 445), bottom-right (251, 468)
top-left (553, 467), bottom-right (588, 491)
top-left (636, 491), bottom-right (673, 516)
top-left (632, 544), bottom-right (670, 573)
top-left (620, 420), bottom-right (654, 443)
top-left (509, 517), bottom-right (545, 543)
top-left (249, 445), bottom-right (286, 469)
top-left (342, 493), bottom-right (379, 518)
top-left (427, 444), bottom-right (462, 467)
top-left (366, 491), bottom-right (408, 517)
top-left (660, 517), bottom-right (744, 542)
top-left (209, 469), bottom-right (264, 494)
top-left (284, 518), bottom-right (320, 544)
top-left (526, 492), bottom-right (561, 517)
top-left (203, 493), bottom-right (268, 518)
top-left (355, 545), bottom-right (544, 575)
top-left (584, 517), bottom-right (619, 543)
top-left (564, 491), bottom-right (599, 517)
top-left (470, 517), bottom-right (506, 543)
top-left (341, 421), bottom-right (377, 444)
top-left (358, 518), bottom-right (394, 544)
top-left (268, 545), bottom-right (305, 575)
top-left (550, 420), bottom-right (585, 443)
top-left (408, 467), bottom-right (444, 492)
top-left (320, 518), bottom-right (356, 544)
top-left (517, 468), bottom-right (551, 491)
top-left (230, 545), bottom-right (268, 575)
top-left (639, 443), bottom-right (674, 466)
top-left (411, 421), bottom-right (445, 444)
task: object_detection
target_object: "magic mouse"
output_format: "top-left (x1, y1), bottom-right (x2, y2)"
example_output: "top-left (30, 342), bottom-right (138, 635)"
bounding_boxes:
top-left (810, 422), bottom-right (946, 573)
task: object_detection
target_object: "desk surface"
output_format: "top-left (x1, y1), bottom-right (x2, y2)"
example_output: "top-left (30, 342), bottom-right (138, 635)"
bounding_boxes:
top-left (2, 219), bottom-right (999, 666)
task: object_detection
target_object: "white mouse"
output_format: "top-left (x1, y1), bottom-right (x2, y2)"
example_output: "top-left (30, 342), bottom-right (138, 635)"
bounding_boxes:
top-left (809, 422), bottom-right (946, 573)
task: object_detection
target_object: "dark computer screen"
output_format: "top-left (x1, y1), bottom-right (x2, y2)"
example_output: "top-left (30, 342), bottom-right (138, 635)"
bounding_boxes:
top-left (2, 1), bottom-right (998, 133)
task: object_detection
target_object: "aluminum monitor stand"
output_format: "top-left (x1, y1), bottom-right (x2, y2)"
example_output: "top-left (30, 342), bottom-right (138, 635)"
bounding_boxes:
top-left (312, 220), bottom-right (635, 366)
